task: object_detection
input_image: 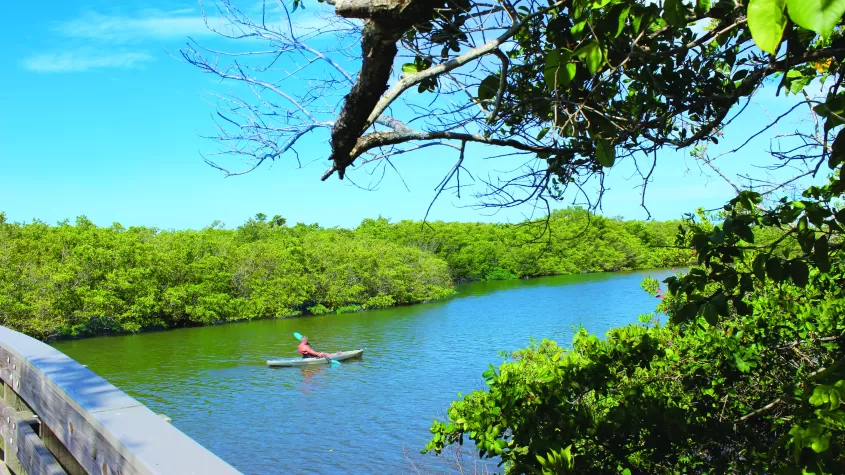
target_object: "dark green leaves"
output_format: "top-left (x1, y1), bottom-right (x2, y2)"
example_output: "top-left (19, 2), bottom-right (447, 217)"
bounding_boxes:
top-left (544, 50), bottom-right (577, 90)
top-left (575, 41), bottom-right (603, 75)
top-left (788, 259), bottom-right (810, 287)
top-left (662, 0), bottom-right (688, 27)
top-left (814, 235), bottom-right (831, 273)
top-left (595, 139), bottom-right (616, 167)
top-left (733, 190), bottom-right (762, 211)
top-left (544, 50), bottom-right (562, 90)
top-left (701, 301), bottom-right (718, 325)
top-left (748, 0), bottom-right (787, 54)
top-left (814, 94), bottom-right (845, 131)
top-left (830, 130), bottom-right (845, 169)
top-left (766, 257), bottom-right (785, 282)
top-left (477, 75), bottom-right (499, 101)
top-left (733, 220), bottom-right (754, 243)
top-left (786, 0), bottom-right (845, 38)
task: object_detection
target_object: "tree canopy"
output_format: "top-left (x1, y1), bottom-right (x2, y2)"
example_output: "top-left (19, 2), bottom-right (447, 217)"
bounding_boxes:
top-left (0, 211), bottom-right (678, 339)
top-left (184, 0), bottom-right (842, 215)
top-left (180, 0), bottom-right (845, 472)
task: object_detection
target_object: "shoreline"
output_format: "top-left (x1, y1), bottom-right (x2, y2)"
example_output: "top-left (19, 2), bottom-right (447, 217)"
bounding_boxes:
top-left (42, 266), bottom-right (686, 343)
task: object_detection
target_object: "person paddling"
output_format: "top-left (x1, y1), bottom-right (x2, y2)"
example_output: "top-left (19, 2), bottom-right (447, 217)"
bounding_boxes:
top-left (297, 336), bottom-right (330, 359)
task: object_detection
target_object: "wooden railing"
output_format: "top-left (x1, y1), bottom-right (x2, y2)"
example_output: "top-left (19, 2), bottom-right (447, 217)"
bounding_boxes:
top-left (0, 326), bottom-right (241, 475)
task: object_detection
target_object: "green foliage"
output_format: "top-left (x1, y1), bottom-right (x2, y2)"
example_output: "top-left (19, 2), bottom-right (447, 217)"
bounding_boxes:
top-left (426, 123), bottom-right (845, 472)
top-left (747, 0), bottom-right (787, 54)
top-left (786, 0), bottom-right (845, 38)
top-left (446, 0), bottom-right (845, 186)
top-left (356, 208), bottom-right (691, 283)
top-left (0, 209), bottom-right (683, 340)
top-left (426, 262), bottom-right (845, 473)
top-left (335, 305), bottom-right (361, 314)
top-left (307, 304), bottom-right (331, 315)
top-left (363, 294), bottom-right (395, 309)
top-left (385, 0), bottom-right (845, 195)
top-left (422, 23), bottom-right (845, 462)
top-left (0, 216), bottom-right (453, 339)
top-left (484, 267), bottom-right (519, 281)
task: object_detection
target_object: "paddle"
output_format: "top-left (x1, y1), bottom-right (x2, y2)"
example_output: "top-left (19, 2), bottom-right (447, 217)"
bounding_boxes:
top-left (293, 332), bottom-right (341, 365)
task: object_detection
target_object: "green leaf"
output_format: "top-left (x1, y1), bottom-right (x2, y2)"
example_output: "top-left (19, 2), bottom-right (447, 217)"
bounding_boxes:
top-left (694, 0), bottom-right (711, 15)
top-left (701, 302), bottom-right (719, 325)
top-left (544, 50), bottom-right (576, 91)
top-left (766, 257), bottom-right (784, 282)
top-left (786, 70), bottom-right (812, 95)
top-left (811, 433), bottom-right (831, 453)
top-left (571, 20), bottom-right (588, 39)
top-left (631, 13), bottom-right (645, 34)
top-left (478, 75), bottom-right (500, 101)
top-left (576, 41), bottom-right (603, 75)
top-left (830, 129), bottom-right (845, 168)
top-left (748, 0), bottom-right (787, 55)
top-left (537, 127), bottom-right (550, 141)
top-left (558, 62), bottom-right (578, 86)
top-left (814, 94), bottom-right (845, 130)
top-left (676, 302), bottom-right (698, 322)
top-left (402, 63), bottom-right (419, 74)
top-left (788, 259), bottom-right (810, 287)
top-left (616, 5), bottom-right (632, 37)
top-left (734, 354), bottom-right (751, 372)
top-left (830, 388), bottom-right (842, 409)
top-left (732, 69), bottom-right (749, 82)
top-left (595, 139), bottom-right (616, 167)
top-left (544, 50), bottom-right (562, 91)
top-left (662, 0), bottom-right (688, 27)
top-left (786, 0), bottom-right (845, 38)
top-left (711, 293), bottom-right (728, 315)
top-left (810, 386), bottom-right (829, 406)
top-left (814, 235), bottom-right (831, 273)
top-left (798, 229), bottom-right (816, 253)
top-left (572, 0), bottom-right (589, 19)
top-left (733, 221), bottom-right (755, 243)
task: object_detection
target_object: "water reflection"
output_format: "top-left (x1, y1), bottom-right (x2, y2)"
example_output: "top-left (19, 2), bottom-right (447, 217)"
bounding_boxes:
top-left (299, 366), bottom-right (325, 394)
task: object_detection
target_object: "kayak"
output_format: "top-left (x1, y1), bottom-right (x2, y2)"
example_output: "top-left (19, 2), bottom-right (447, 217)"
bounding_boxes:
top-left (266, 349), bottom-right (364, 367)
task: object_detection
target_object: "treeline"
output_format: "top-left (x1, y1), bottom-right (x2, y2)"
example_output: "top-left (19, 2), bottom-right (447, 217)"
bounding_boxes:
top-left (357, 208), bottom-right (690, 282)
top-left (0, 209), bottom-right (689, 339)
top-left (0, 214), bottom-right (452, 339)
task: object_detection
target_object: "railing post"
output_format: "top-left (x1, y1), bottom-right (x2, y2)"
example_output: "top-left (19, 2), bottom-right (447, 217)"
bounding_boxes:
top-left (1, 382), bottom-right (24, 475)
top-left (39, 425), bottom-right (84, 475)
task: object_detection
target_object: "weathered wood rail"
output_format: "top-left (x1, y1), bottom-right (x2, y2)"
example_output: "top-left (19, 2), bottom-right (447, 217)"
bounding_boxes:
top-left (0, 326), bottom-right (241, 475)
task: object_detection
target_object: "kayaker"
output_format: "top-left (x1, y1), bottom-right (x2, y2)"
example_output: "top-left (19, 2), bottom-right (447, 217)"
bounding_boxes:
top-left (298, 336), bottom-right (329, 359)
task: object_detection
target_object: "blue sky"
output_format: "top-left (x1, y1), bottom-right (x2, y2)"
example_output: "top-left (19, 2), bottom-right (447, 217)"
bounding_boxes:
top-left (0, 0), bottom-right (820, 230)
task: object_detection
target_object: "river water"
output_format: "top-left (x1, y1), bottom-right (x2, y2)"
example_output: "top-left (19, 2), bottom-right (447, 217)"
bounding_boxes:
top-left (52, 269), bottom-right (678, 474)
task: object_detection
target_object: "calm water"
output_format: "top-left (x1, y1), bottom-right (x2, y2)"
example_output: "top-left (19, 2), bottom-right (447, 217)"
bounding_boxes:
top-left (53, 269), bottom-right (678, 474)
